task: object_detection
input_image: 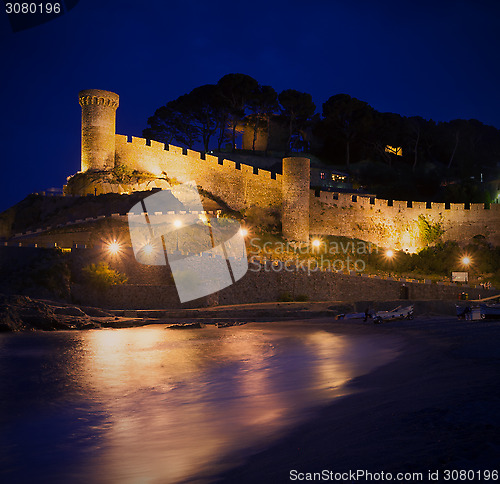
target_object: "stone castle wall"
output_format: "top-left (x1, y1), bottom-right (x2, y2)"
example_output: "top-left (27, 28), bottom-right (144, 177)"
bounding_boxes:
top-left (114, 135), bottom-right (283, 211)
top-left (98, 135), bottom-right (500, 250)
top-left (21, 247), bottom-right (492, 309)
top-left (76, 89), bottom-right (500, 250)
top-left (309, 191), bottom-right (500, 251)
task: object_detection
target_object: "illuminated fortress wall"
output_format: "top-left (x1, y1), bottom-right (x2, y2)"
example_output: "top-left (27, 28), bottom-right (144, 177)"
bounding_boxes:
top-left (114, 135), bottom-right (283, 211)
top-left (77, 89), bottom-right (500, 249)
top-left (309, 191), bottom-right (500, 251)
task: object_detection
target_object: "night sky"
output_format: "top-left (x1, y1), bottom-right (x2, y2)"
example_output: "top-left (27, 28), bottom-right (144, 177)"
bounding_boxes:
top-left (1, 0), bottom-right (500, 211)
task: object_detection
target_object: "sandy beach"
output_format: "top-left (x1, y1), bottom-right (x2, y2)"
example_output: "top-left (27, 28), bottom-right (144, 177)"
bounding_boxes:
top-left (1, 297), bottom-right (499, 483)
top-left (215, 316), bottom-right (500, 483)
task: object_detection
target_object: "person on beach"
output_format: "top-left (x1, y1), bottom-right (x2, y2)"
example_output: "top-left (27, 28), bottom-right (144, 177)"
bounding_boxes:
top-left (464, 306), bottom-right (472, 320)
top-left (364, 307), bottom-right (372, 322)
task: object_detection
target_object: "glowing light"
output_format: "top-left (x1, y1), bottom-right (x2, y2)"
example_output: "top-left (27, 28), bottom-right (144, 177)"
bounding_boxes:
top-left (199, 214), bottom-right (209, 223)
top-left (142, 243), bottom-right (154, 255)
top-left (107, 240), bottom-right (122, 255)
top-left (385, 145), bottom-right (403, 156)
top-left (312, 238), bottom-right (321, 248)
top-left (239, 228), bottom-right (248, 237)
top-left (385, 249), bottom-right (394, 258)
top-left (461, 256), bottom-right (471, 266)
top-left (174, 219), bottom-right (182, 228)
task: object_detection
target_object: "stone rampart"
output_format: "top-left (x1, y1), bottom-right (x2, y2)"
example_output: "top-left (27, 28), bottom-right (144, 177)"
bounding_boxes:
top-left (310, 191), bottom-right (500, 250)
top-left (75, 89), bottom-right (500, 250)
top-left (1, 247), bottom-right (497, 309)
top-left (114, 135), bottom-right (282, 211)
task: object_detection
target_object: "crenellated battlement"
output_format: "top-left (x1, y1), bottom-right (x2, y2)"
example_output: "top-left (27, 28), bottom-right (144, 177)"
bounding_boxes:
top-left (114, 133), bottom-right (279, 184)
top-left (79, 89), bottom-right (119, 109)
top-left (77, 89), bottom-right (500, 249)
top-left (315, 188), bottom-right (496, 214)
top-left (110, 132), bottom-right (282, 213)
top-left (311, 186), bottom-right (500, 250)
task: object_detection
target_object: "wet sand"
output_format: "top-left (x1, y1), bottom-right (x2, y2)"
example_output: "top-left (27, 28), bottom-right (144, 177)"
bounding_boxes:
top-left (215, 316), bottom-right (500, 483)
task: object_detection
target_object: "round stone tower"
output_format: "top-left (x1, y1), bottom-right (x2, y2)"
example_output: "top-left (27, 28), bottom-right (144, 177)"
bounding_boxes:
top-left (282, 157), bottom-right (310, 242)
top-left (79, 89), bottom-right (119, 171)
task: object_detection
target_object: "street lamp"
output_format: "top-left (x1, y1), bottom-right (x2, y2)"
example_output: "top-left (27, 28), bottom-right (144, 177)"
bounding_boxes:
top-left (239, 228), bottom-right (248, 237)
top-left (107, 240), bottom-right (122, 255)
top-left (311, 238), bottom-right (321, 257)
top-left (461, 255), bottom-right (471, 266)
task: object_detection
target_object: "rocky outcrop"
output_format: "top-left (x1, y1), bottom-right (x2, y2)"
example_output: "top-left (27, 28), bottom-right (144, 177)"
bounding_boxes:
top-left (0, 294), bottom-right (107, 332)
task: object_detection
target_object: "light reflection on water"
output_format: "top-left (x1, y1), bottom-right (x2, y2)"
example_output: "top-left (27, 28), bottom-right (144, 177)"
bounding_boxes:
top-left (0, 322), bottom-right (401, 483)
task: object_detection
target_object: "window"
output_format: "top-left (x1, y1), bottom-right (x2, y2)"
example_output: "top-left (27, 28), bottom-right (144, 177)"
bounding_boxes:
top-left (385, 145), bottom-right (403, 156)
top-left (331, 174), bottom-right (346, 181)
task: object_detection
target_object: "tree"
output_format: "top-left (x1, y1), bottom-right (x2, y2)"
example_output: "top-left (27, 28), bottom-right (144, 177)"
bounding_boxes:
top-left (182, 85), bottom-right (224, 152)
top-left (218, 73), bottom-right (259, 151)
top-left (278, 89), bottom-right (316, 153)
top-left (143, 104), bottom-right (200, 149)
top-left (144, 85), bottom-right (224, 152)
top-left (434, 119), bottom-right (488, 175)
top-left (322, 94), bottom-right (372, 169)
top-left (441, 119), bottom-right (466, 170)
top-left (247, 85), bottom-right (279, 152)
top-left (404, 116), bottom-right (431, 172)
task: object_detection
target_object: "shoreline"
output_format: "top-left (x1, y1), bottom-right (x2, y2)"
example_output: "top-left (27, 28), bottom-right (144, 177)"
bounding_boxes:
top-left (1, 296), bottom-right (500, 482)
top-left (0, 294), bottom-right (476, 332)
top-left (213, 317), bottom-right (500, 483)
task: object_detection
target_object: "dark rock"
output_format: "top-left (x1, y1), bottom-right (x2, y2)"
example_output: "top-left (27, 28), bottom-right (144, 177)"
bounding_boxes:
top-left (0, 293), bottom-right (98, 331)
top-left (79, 306), bottom-right (112, 317)
top-left (54, 306), bottom-right (87, 317)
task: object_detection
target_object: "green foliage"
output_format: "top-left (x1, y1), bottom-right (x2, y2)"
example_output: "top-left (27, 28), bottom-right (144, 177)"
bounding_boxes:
top-left (418, 215), bottom-right (444, 245)
top-left (111, 164), bottom-right (133, 183)
top-left (67, 166), bottom-right (158, 194)
top-left (277, 292), bottom-right (293, 302)
top-left (31, 257), bottom-right (71, 297)
top-left (82, 262), bottom-right (127, 289)
top-left (242, 206), bottom-right (280, 233)
top-left (367, 240), bottom-right (500, 285)
top-left (277, 292), bottom-right (309, 302)
top-left (0, 248), bottom-right (71, 299)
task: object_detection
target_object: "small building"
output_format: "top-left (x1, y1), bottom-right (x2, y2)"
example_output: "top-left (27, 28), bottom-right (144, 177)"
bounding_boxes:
top-left (310, 166), bottom-right (351, 190)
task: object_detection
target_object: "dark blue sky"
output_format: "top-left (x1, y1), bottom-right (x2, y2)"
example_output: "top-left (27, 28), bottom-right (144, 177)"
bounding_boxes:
top-left (1, 0), bottom-right (500, 211)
